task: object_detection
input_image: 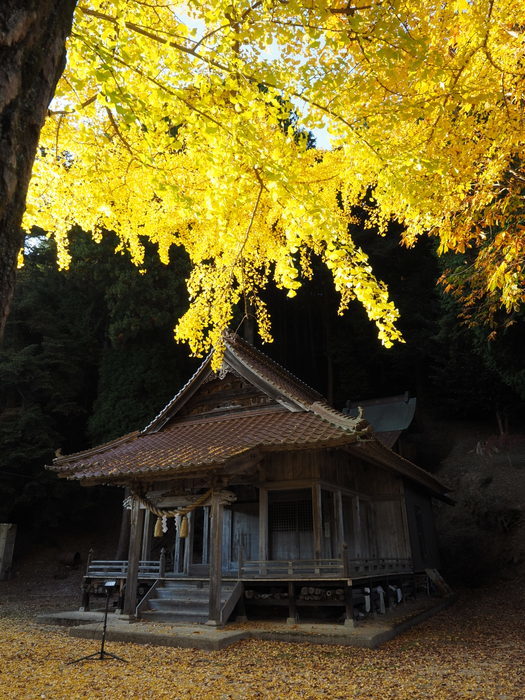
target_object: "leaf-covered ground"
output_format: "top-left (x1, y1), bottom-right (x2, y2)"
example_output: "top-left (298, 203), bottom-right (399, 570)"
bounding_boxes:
top-left (0, 583), bottom-right (523, 699)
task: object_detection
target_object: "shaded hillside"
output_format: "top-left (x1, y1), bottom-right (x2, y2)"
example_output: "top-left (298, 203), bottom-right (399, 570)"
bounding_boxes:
top-left (431, 419), bottom-right (525, 585)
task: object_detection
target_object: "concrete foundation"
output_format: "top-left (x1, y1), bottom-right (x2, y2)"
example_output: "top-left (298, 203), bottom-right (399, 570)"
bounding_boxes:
top-left (37, 595), bottom-right (455, 651)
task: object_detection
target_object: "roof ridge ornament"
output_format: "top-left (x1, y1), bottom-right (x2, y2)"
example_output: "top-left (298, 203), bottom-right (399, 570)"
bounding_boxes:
top-left (218, 360), bottom-right (230, 380)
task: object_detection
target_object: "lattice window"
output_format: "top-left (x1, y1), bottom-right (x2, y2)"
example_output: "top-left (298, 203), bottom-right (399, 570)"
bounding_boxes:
top-left (269, 499), bottom-right (313, 532)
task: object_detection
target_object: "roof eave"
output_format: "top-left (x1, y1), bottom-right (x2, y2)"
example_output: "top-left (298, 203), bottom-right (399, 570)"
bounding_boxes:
top-left (347, 439), bottom-right (452, 502)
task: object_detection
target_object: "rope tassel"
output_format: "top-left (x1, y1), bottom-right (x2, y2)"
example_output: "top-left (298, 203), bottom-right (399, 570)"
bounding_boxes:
top-left (179, 515), bottom-right (188, 538)
top-left (154, 516), bottom-right (163, 538)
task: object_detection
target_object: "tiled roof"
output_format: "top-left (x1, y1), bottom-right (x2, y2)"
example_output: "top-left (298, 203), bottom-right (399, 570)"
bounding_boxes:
top-left (52, 408), bottom-right (361, 483)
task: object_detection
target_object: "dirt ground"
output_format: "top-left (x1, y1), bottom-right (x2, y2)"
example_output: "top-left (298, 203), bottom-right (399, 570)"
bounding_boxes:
top-left (1, 565), bottom-right (524, 699)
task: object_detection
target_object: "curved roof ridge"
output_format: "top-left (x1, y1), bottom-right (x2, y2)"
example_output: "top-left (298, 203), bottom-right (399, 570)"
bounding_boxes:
top-left (310, 401), bottom-right (369, 433)
top-left (223, 331), bottom-right (325, 408)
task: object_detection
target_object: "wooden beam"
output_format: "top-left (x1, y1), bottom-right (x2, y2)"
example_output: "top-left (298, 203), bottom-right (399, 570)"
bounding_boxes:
top-left (123, 500), bottom-right (144, 616)
top-left (222, 449), bottom-right (263, 477)
top-left (207, 493), bottom-right (224, 626)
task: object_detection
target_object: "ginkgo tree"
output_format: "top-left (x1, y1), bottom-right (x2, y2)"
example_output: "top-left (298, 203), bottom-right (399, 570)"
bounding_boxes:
top-left (3, 0), bottom-right (525, 358)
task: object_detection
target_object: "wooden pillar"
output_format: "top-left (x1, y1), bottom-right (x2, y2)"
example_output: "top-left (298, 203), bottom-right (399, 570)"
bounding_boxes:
top-left (367, 502), bottom-right (378, 560)
top-left (141, 509), bottom-right (153, 561)
top-left (207, 493), bottom-right (224, 626)
top-left (352, 496), bottom-right (361, 560)
top-left (123, 499), bottom-right (144, 617)
top-left (202, 506), bottom-right (210, 565)
top-left (287, 581), bottom-right (298, 624)
top-left (334, 490), bottom-right (344, 557)
top-left (344, 584), bottom-right (355, 627)
top-left (174, 528), bottom-right (182, 574)
top-left (183, 511), bottom-right (193, 575)
top-left (399, 495), bottom-right (412, 561)
top-left (312, 483), bottom-right (322, 562)
top-left (258, 487), bottom-right (268, 574)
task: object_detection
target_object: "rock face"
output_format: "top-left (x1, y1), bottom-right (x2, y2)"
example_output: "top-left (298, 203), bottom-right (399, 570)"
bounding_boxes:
top-left (430, 421), bottom-right (525, 585)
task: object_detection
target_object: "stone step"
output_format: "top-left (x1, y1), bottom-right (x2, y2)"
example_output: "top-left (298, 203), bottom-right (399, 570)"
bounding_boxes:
top-left (149, 596), bottom-right (230, 610)
top-left (144, 581), bottom-right (239, 623)
top-left (140, 610), bottom-right (209, 624)
top-left (155, 588), bottom-right (210, 600)
top-left (149, 599), bottom-right (208, 613)
top-left (161, 580), bottom-right (237, 590)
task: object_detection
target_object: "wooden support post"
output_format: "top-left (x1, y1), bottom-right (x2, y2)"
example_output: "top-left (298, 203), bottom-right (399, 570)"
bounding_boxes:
top-left (399, 494), bottom-right (412, 560)
top-left (352, 497), bottom-right (361, 559)
top-left (258, 487), bottom-right (268, 575)
top-left (86, 547), bottom-right (94, 574)
top-left (202, 506), bottom-right (210, 565)
top-left (123, 499), bottom-right (144, 617)
top-left (174, 529), bottom-right (182, 574)
top-left (342, 542), bottom-right (349, 578)
top-left (79, 547), bottom-right (94, 611)
top-left (367, 502), bottom-right (378, 560)
top-left (159, 547), bottom-right (166, 577)
top-left (183, 511), bottom-right (193, 575)
top-left (80, 579), bottom-right (91, 612)
top-left (238, 545), bottom-right (244, 579)
top-left (344, 584), bottom-right (355, 628)
top-left (236, 586), bottom-right (248, 622)
top-left (312, 483), bottom-right (322, 569)
top-left (116, 580), bottom-right (125, 614)
top-left (141, 509), bottom-right (153, 561)
top-left (207, 493), bottom-right (224, 626)
top-left (287, 581), bottom-right (298, 624)
top-left (335, 491), bottom-right (344, 557)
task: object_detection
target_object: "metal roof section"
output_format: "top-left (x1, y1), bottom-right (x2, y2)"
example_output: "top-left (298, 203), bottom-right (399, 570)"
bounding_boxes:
top-left (343, 393), bottom-right (416, 447)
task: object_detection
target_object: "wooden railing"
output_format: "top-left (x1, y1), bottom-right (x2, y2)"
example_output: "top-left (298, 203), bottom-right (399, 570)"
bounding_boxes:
top-left (346, 557), bottom-right (412, 576)
top-left (239, 556), bottom-right (412, 579)
top-left (220, 580), bottom-right (244, 625)
top-left (85, 548), bottom-right (166, 579)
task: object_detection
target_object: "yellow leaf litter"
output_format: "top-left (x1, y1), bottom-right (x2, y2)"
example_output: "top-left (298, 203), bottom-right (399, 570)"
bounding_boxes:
top-left (0, 583), bottom-right (523, 699)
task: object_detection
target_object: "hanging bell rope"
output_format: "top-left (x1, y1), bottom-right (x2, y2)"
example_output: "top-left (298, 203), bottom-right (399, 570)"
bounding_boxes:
top-left (130, 488), bottom-right (213, 538)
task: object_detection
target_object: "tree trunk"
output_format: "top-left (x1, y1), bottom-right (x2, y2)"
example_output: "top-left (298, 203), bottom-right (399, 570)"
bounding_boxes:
top-left (0, 0), bottom-right (77, 341)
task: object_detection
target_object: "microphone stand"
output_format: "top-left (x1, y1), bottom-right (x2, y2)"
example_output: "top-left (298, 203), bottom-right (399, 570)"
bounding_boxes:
top-left (68, 584), bottom-right (127, 664)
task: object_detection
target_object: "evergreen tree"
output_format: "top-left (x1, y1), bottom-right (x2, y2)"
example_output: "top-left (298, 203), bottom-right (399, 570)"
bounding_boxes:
top-left (0, 231), bottom-right (194, 530)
